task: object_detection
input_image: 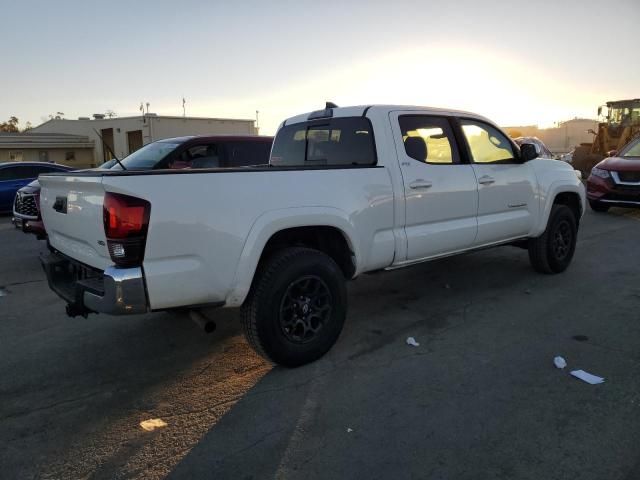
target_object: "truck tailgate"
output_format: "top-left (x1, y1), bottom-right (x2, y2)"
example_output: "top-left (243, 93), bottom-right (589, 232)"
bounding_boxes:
top-left (39, 174), bottom-right (112, 270)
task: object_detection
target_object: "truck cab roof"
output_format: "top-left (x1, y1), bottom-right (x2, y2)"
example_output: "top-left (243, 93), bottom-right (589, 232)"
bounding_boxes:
top-left (281, 104), bottom-right (492, 128)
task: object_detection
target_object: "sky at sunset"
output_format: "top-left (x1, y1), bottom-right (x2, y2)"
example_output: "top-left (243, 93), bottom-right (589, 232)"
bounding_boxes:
top-left (2, 0), bottom-right (638, 134)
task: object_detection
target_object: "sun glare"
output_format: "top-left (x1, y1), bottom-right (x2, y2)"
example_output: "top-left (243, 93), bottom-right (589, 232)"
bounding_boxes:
top-left (153, 44), bottom-right (603, 135)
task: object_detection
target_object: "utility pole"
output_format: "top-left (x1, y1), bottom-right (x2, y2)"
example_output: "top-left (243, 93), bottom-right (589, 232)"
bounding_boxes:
top-left (183, 97), bottom-right (186, 117)
top-left (256, 110), bottom-right (260, 133)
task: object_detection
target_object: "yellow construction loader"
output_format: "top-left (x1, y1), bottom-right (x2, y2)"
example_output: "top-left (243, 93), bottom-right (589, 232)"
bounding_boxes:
top-left (572, 98), bottom-right (640, 175)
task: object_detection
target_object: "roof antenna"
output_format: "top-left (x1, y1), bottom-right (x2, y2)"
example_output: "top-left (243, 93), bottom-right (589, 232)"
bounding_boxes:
top-left (325, 102), bottom-right (338, 109)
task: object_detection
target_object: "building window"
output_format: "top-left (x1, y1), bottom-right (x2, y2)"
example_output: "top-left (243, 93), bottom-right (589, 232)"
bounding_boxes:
top-left (9, 151), bottom-right (23, 162)
top-left (39, 151), bottom-right (50, 163)
top-left (66, 151), bottom-right (76, 161)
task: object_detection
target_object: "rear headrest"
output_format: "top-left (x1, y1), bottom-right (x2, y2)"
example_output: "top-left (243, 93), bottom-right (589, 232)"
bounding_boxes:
top-left (404, 136), bottom-right (427, 162)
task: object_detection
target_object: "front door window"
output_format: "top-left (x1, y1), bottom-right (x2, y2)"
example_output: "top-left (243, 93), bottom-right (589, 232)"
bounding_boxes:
top-left (460, 120), bottom-right (516, 164)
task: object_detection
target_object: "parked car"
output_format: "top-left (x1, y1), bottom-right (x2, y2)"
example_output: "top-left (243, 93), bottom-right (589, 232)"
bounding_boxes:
top-left (39, 104), bottom-right (584, 367)
top-left (109, 135), bottom-right (274, 170)
top-left (587, 135), bottom-right (640, 212)
top-left (13, 180), bottom-right (47, 238)
top-left (514, 136), bottom-right (555, 159)
top-left (12, 160), bottom-right (116, 238)
top-left (0, 162), bottom-right (72, 214)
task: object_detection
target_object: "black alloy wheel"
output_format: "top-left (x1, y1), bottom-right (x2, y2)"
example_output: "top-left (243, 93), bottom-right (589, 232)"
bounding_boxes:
top-left (279, 275), bottom-right (332, 344)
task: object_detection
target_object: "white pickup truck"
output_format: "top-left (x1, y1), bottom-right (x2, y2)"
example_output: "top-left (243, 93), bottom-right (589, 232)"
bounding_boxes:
top-left (39, 104), bottom-right (585, 366)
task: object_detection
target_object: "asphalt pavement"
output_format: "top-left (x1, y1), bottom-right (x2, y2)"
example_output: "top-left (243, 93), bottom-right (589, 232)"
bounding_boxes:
top-left (1, 208), bottom-right (640, 480)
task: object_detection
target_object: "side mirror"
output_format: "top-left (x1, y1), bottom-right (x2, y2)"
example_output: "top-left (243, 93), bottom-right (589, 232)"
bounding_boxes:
top-left (607, 149), bottom-right (618, 157)
top-left (520, 143), bottom-right (539, 162)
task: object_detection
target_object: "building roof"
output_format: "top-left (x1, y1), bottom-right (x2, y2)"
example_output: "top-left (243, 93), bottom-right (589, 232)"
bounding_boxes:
top-left (33, 114), bottom-right (255, 130)
top-left (0, 132), bottom-right (94, 149)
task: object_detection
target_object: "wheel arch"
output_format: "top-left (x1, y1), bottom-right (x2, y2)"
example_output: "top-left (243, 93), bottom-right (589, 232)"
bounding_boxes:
top-left (225, 207), bottom-right (359, 307)
top-left (533, 182), bottom-right (585, 237)
top-left (553, 191), bottom-right (582, 223)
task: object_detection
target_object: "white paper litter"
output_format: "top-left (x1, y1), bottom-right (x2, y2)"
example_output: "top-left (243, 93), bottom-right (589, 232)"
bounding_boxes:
top-left (553, 356), bottom-right (567, 369)
top-left (406, 337), bottom-right (420, 347)
top-left (140, 418), bottom-right (168, 431)
top-left (570, 370), bottom-right (605, 385)
top-left (347, 428), bottom-right (353, 433)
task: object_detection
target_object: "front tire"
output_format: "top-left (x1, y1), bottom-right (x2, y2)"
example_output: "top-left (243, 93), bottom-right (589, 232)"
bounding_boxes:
top-left (589, 200), bottom-right (609, 213)
top-left (528, 204), bottom-right (577, 274)
top-left (240, 247), bottom-right (347, 367)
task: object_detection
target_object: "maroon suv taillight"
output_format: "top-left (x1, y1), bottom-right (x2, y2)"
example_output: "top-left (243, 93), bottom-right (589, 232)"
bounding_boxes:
top-left (103, 192), bottom-right (151, 267)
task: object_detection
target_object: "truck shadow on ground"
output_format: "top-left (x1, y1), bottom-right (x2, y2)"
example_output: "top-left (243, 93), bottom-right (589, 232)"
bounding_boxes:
top-left (165, 248), bottom-right (541, 479)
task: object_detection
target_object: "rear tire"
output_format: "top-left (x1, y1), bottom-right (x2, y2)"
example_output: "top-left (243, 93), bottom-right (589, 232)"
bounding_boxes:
top-left (589, 200), bottom-right (609, 213)
top-left (528, 204), bottom-right (577, 274)
top-left (240, 247), bottom-right (347, 367)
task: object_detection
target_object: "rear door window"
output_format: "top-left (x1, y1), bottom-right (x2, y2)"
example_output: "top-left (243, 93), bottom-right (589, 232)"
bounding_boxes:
top-left (0, 166), bottom-right (35, 180)
top-left (0, 168), bottom-right (17, 181)
top-left (398, 116), bottom-right (459, 164)
top-left (223, 141), bottom-right (272, 167)
top-left (168, 143), bottom-right (221, 169)
top-left (271, 117), bottom-right (376, 167)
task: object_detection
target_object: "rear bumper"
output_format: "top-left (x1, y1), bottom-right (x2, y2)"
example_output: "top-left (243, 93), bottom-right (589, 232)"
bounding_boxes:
top-left (40, 251), bottom-right (148, 315)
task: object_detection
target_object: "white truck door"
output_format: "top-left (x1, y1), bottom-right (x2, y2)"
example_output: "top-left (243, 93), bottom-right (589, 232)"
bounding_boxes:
top-left (390, 112), bottom-right (478, 262)
top-left (458, 119), bottom-right (538, 246)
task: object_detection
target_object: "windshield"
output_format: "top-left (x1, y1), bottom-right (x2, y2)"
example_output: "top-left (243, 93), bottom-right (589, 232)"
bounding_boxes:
top-left (116, 141), bottom-right (181, 170)
top-left (620, 138), bottom-right (640, 158)
top-left (608, 106), bottom-right (640, 126)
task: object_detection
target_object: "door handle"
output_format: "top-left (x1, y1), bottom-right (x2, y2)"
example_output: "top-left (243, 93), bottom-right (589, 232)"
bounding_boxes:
top-left (409, 180), bottom-right (433, 190)
top-left (478, 175), bottom-right (495, 185)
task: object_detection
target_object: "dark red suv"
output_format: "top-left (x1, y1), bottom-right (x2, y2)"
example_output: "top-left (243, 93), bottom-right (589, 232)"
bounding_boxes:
top-left (586, 136), bottom-right (640, 212)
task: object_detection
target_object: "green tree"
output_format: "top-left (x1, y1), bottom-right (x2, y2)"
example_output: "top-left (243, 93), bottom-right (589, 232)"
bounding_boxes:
top-left (0, 116), bottom-right (19, 132)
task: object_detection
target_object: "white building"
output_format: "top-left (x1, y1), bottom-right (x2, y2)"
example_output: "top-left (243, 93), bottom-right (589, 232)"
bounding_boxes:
top-left (31, 114), bottom-right (258, 167)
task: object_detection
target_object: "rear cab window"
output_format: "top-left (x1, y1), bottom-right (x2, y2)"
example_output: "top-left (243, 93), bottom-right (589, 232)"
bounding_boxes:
top-left (271, 117), bottom-right (376, 167)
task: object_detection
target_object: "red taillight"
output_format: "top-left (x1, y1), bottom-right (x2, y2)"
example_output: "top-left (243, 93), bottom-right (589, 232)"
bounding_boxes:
top-left (103, 192), bottom-right (150, 267)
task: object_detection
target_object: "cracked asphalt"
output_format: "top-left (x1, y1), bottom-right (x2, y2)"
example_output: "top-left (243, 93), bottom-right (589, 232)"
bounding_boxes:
top-left (1, 208), bottom-right (640, 480)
